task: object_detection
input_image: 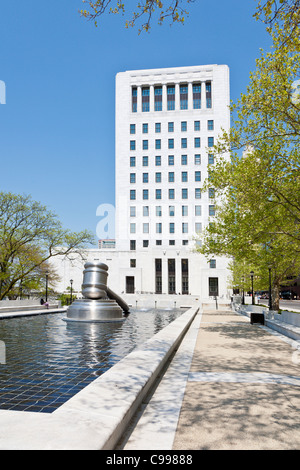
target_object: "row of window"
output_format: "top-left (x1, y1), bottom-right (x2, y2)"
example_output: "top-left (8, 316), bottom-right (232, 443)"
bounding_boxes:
top-left (130, 137), bottom-right (214, 151)
top-left (132, 82), bottom-right (212, 112)
top-left (129, 257), bottom-right (217, 269)
top-left (130, 205), bottom-right (204, 217)
top-left (129, 154), bottom-right (215, 166)
top-left (129, 222), bottom-right (203, 234)
top-left (130, 120), bottom-right (214, 134)
top-left (129, 188), bottom-right (216, 203)
top-left (130, 171), bottom-right (208, 183)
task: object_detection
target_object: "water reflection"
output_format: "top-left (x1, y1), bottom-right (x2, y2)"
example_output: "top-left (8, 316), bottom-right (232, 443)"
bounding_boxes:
top-left (0, 308), bottom-right (184, 413)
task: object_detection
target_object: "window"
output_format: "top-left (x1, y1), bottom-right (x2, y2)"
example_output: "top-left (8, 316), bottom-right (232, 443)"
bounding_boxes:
top-left (209, 205), bottom-right (215, 216)
top-left (180, 84), bottom-right (188, 110)
top-left (194, 154), bottom-right (201, 165)
top-left (208, 154), bottom-right (214, 164)
top-left (156, 206), bottom-right (162, 216)
top-left (143, 189), bottom-right (149, 200)
top-left (155, 258), bottom-right (162, 294)
top-left (130, 156), bottom-right (136, 167)
top-left (130, 240), bottom-right (136, 251)
top-left (168, 138), bottom-right (174, 149)
top-left (209, 259), bottom-right (216, 268)
top-left (130, 124), bottom-right (136, 134)
top-left (181, 171), bottom-right (188, 182)
top-left (194, 120), bottom-right (200, 131)
top-left (209, 277), bottom-right (218, 296)
top-left (195, 222), bottom-right (202, 233)
top-left (195, 205), bottom-right (201, 216)
top-left (156, 240), bottom-right (162, 245)
top-left (143, 140), bottom-right (148, 150)
top-left (168, 122), bottom-right (174, 132)
top-left (181, 121), bottom-right (187, 132)
top-left (143, 156), bottom-right (148, 166)
top-left (182, 240), bottom-right (188, 246)
top-left (130, 223), bottom-right (136, 233)
top-left (206, 82), bottom-right (212, 108)
top-left (143, 173), bottom-right (148, 183)
top-left (167, 86), bottom-right (175, 110)
top-left (142, 87), bottom-right (150, 112)
top-left (156, 189), bottom-right (161, 199)
top-left (195, 171), bottom-right (201, 181)
top-left (168, 172), bottom-right (175, 182)
top-left (130, 259), bottom-right (136, 268)
top-left (168, 155), bottom-right (174, 165)
top-left (130, 173), bottom-right (136, 183)
top-left (208, 120), bottom-right (214, 130)
top-left (169, 222), bottom-right (175, 234)
top-left (182, 205), bottom-right (188, 216)
top-left (193, 83), bottom-right (201, 109)
top-left (155, 155), bottom-right (161, 166)
top-left (130, 140), bottom-right (136, 151)
top-left (132, 87), bottom-right (137, 113)
top-left (130, 190), bottom-right (136, 200)
top-left (208, 137), bottom-right (214, 147)
top-left (155, 172), bottom-right (161, 183)
top-left (181, 155), bottom-right (187, 165)
top-left (169, 206), bottom-right (175, 216)
top-left (169, 240), bottom-right (175, 245)
top-left (168, 259), bottom-right (176, 294)
top-left (154, 86), bottom-right (162, 111)
top-left (181, 138), bottom-right (187, 148)
top-left (182, 259), bottom-right (189, 294)
top-left (194, 137), bottom-right (200, 148)
top-left (155, 122), bottom-right (161, 133)
top-left (156, 223), bottom-right (162, 233)
top-left (169, 188), bottom-right (175, 199)
top-left (155, 139), bottom-right (161, 149)
top-left (143, 206), bottom-right (149, 216)
top-left (195, 188), bottom-right (201, 199)
top-left (143, 123), bottom-right (148, 133)
top-left (182, 222), bottom-right (188, 233)
top-left (143, 223), bottom-right (149, 233)
top-left (130, 206), bottom-right (136, 217)
top-left (209, 188), bottom-right (215, 198)
top-left (182, 188), bottom-right (188, 199)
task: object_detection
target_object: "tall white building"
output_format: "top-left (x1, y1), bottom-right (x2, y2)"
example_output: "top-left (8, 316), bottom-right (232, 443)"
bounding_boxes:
top-left (52, 65), bottom-right (232, 303)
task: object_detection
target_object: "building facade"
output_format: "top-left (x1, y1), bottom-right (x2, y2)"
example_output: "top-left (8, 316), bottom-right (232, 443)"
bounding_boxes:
top-left (53, 65), bottom-right (232, 303)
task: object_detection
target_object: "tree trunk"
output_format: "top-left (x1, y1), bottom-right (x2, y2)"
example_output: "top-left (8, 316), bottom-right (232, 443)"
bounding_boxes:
top-left (272, 281), bottom-right (280, 311)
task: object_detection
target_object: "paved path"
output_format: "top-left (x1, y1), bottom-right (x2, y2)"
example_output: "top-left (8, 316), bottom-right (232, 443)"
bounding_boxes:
top-left (123, 307), bottom-right (300, 450)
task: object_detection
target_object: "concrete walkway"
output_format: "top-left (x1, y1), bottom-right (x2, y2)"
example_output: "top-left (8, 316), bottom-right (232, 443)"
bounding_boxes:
top-left (123, 306), bottom-right (300, 450)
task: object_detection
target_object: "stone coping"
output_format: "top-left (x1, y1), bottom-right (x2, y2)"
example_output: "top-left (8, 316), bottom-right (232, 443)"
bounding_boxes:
top-left (0, 306), bottom-right (199, 450)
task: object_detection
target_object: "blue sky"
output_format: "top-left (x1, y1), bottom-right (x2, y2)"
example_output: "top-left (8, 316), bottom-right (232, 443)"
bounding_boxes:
top-left (0, 0), bottom-right (272, 245)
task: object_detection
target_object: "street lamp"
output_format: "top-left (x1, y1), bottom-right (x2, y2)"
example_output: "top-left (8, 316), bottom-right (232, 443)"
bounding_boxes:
top-left (45, 271), bottom-right (49, 302)
top-left (250, 271), bottom-right (254, 305)
top-left (70, 279), bottom-right (73, 304)
top-left (241, 277), bottom-right (245, 305)
top-left (268, 266), bottom-right (272, 311)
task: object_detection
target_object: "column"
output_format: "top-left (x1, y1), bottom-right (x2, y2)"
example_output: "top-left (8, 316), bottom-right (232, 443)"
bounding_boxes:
top-left (162, 84), bottom-right (167, 112)
top-left (150, 85), bottom-right (154, 113)
top-left (188, 82), bottom-right (193, 110)
top-left (175, 83), bottom-right (180, 111)
top-left (137, 86), bottom-right (142, 113)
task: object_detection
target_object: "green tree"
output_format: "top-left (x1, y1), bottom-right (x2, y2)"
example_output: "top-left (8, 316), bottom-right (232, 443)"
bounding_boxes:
top-left (80, 0), bottom-right (194, 32)
top-left (198, 4), bottom-right (300, 310)
top-left (0, 192), bottom-right (94, 300)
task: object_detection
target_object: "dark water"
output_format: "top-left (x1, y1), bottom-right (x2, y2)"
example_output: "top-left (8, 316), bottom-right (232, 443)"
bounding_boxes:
top-left (0, 308), bottom-right (184, 413)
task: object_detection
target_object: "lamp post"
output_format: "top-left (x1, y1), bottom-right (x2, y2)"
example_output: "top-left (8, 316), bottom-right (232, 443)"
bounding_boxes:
top-left (70, 279), bottom-right (73, 304)
top-left (250, 271), bottom-right (254, 305)
top-left (268, 267), bottom-right (272, 311)
top-left (45, 271), bottom-right (49, 302)
top-left (241, 277), bottom-right (245, 305)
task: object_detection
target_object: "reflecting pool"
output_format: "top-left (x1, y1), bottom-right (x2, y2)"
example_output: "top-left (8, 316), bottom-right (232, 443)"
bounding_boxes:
top-left (0, 308), bottom-right (185, 413)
